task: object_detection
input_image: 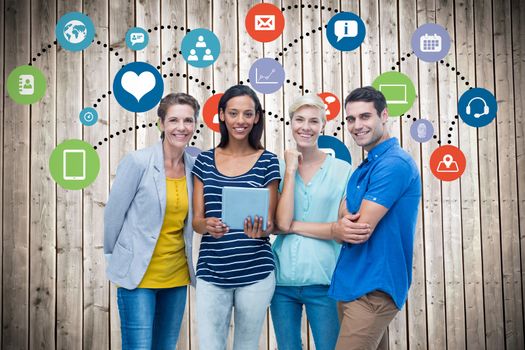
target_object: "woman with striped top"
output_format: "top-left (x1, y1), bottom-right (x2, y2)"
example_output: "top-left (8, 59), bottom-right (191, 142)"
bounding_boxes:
top-left (192, 85), bottom-right (280, 350)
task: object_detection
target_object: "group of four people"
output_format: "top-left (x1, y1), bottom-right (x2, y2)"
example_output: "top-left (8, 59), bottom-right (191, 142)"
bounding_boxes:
top-left (104, 84), bottom-right (421, 350)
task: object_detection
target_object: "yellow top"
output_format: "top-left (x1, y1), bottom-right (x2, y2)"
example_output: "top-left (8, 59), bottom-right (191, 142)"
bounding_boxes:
top-left (138, 176), bottom-right (190, 288)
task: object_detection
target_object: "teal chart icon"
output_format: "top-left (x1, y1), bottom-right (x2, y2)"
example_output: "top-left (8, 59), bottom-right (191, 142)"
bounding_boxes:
top-left (55, 12), bottom-right (95, 51)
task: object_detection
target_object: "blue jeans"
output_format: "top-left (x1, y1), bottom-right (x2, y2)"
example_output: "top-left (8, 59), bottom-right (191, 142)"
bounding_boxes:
top-left (117, 286), bottom-right (187, 350)
top-left (270, 285), bottom-right (340, 350)
top-left (196, 271), bottom-right (276, 350)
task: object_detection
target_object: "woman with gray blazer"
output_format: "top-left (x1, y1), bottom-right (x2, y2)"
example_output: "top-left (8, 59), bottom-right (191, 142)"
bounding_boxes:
top-left (104, 93), bottom-right (200, 349)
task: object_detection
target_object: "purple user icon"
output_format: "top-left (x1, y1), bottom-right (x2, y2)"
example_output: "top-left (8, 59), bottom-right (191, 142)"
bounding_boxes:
top-left (249, 58), bottom-right (285, 94)
top-left (410, 118), bottom-right (434, 143)
top-left (411, 23), bottom-right (451, 62)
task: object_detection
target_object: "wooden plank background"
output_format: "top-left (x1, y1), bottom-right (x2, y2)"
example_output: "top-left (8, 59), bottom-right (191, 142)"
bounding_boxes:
top-left (2, 0), bottom-right (524, 349)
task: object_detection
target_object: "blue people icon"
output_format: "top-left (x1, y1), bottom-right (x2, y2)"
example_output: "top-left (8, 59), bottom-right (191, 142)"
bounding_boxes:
top-left (181, 28), bottom-right (221, 68)
top-left (56, 12), bottom-right (95, 51)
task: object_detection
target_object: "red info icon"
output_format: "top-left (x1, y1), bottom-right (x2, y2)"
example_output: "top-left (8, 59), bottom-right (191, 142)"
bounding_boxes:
top-left (202, 93), bottom-right (223, 133)
top-left (318, 92), bottom-right (341, 121)
top-left (245, 3), bottom-right (285, 42)
top-left (430, 145), bottom-right (466, 181)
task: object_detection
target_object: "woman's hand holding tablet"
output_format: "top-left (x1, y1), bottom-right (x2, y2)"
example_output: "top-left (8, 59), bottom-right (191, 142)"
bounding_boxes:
top-left (205, 217), bottom-right (229, 239)
top-left (244, 215), bottom-right (273, 238)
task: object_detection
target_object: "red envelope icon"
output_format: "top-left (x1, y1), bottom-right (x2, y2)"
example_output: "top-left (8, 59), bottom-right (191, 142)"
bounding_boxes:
top-left (255, 15), bottom-right (275, 31)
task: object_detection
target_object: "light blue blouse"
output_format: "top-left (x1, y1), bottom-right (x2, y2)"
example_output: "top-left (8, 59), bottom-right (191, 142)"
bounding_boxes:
top-left (273, 155), bottom-right (352, 286)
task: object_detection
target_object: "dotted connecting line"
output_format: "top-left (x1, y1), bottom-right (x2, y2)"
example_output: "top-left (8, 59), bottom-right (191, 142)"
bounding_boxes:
top-left (29, 41), bottom-right (57, 65)
top-left (276, 25), bottom-right (325, 59)
top-left (391, 53), bottom-right (474, 145)
top-left (29, 24), bottom-right (191, 65)
top-left (281, 3), bottom-right (339, 13)
top-left (93, 121), bottom-right (157, 150)
top-left (390, 52), bottom-right (414, 71)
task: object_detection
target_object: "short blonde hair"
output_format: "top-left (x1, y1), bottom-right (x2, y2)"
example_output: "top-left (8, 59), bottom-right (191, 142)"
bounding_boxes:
top-left (288, 94), bottom-right (326, 122)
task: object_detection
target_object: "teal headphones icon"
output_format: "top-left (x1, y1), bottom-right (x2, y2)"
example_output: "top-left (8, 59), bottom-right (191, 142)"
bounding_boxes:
top-left (466, 97), bottom-right (489, 118)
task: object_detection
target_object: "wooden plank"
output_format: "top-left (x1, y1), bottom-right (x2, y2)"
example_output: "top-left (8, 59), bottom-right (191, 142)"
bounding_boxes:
top-left (340, 1), bottom-right (363, 166)
top-left (159, 3), bottom-right (192, 349)
top-left (435, 0), bottom-right (467, 348)
top-left (475, 0), bottom-right (505, 348)
top-left (236, 1), bottom-right (269, 349)
top-left (261, 1), bottom-right (284, 348)
top-left (263, 0), bottom-right (284, 162)
top-left (212, 1), bottom-right (238, 348)
top-left (282, 0), bottom-right (303, 152)
top-left (0, 0), bottom-right (4, 339)
top-left (397, 0), bottom-right (427, 349)
top-left (2, 0), bottom-right (30, 348)
top-left (359, 0), bottom-right (381, 169)
top-left (493, 0), bottom-right (524, 347)
top-left (415, 1), bottom-right (447, 349)
top-left (83, 0), bottom-right (110, 349)
top-left (454, 0), bottom-right (486, 348)
top-left (321, 0), bottom-right (343, 146)
top-left (280, 0), bottom-right (308, 347)
top-left (28, 0), bottom-right (57, 349)
top-left (136, 0), bottom-right (161, 149)
top-left (185, 1), bottom-right (211, 349)
top-left (301, 2), bottom-right (323, 349)
top-left (108, 0), bottom-right (136, 348)
top-left (377, 0), bottom-right (406, 348)
top-left (512, 0), bottom-right (525, 344)
top-left (55, 1), bottom-right (84, 348)
top-left (187, 0), bottom-right (214, 154)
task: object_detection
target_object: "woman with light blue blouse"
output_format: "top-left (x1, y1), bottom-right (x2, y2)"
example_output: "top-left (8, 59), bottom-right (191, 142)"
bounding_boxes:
top-left (272, 94), bottom-right (368, 350)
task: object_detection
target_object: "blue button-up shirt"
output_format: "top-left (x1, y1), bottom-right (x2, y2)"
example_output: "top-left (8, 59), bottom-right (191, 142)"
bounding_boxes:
top-left (328, 137), bottom-right (421, 309)
top-left (273, 156), bottom-right (352, 286)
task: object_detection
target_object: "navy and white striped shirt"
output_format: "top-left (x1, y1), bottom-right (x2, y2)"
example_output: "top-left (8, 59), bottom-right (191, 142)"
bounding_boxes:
top-left (192, 148), bottom-right (281, 288)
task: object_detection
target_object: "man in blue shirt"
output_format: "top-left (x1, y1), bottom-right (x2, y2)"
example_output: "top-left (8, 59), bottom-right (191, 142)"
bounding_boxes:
top-left (328, 86), bottom-right (422, 350)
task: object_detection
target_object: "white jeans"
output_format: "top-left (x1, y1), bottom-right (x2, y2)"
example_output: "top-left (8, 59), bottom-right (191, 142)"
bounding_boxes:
top-left (196, 271), bottom-right (276, 350)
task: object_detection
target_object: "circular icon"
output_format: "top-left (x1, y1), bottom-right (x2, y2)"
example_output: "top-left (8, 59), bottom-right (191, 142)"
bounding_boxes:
top-left (181, 28), bottom-right (221, 68)
top-left (410, 119), bottom-right (434, 143)
top-left (7, 65), bottom-right (47, 105)
top-left (249, 58), bottom-right (285, 94)
top-left (318, 92), bottom-right (341, 121)
top-left (430, 145), bottom-right (466, 181)
top-left (55, 12), bottom-right (95, 51)
top-left (202, 93), bottom-right (223, 133)
top-left (372, 71), bottom-right (416, 116)
top-left (113, 62), bottom-right (164, 113)
top-left (126, 27), bottom-right (149, 51)
top-left (186, 146), bottom-right (203, 157)
top-left (245, 3), bottom-right (285, 43)
top-left (318, 135), bottom-right (352, 165)
top-left (411, 23), bottom-right (451, 63)
top-left (458, 88), bottom-right (497, 128)
top-left (325, 12), bottom-right (366, 52)
top-left (49, 139), bottom-right (100, 190)
top-left (79, 107), bottom-right (98, 126)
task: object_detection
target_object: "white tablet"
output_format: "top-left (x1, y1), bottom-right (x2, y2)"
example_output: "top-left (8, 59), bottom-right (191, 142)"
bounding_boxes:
top-left (221, 186), bottom-right (269, 231)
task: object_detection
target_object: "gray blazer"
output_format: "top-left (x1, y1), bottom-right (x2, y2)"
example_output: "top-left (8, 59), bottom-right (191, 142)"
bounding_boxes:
top-left (104, 141), bottom-right (196, 289)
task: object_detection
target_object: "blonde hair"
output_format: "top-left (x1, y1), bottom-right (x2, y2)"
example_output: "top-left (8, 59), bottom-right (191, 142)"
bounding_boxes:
top-left (288, 94), bottom-right (326, 122)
